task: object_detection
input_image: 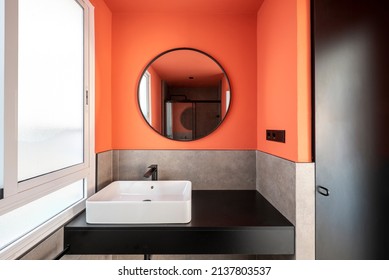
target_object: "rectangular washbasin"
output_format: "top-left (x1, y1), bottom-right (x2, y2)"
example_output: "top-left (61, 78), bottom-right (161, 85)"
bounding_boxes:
top-left (86, 180), bottom-right (191, 224)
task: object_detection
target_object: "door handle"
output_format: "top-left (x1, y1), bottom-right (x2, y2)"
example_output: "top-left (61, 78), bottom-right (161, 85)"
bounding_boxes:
top-left (317, 186), bottom-right (330, 196)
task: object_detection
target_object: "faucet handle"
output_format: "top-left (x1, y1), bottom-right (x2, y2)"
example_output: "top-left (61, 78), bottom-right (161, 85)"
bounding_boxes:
top-left (145, 164), bottom-right (158, 181)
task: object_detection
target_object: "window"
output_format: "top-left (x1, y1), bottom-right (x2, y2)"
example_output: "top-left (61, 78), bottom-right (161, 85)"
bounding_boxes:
top-left (0, 0), bottom-right (95, 259)
top-left (18, 0), bottom-right (85, 182)
top-left (0, 180), bottom-right (84, 251)
top-left (139, 71), bottom-right (151, 123)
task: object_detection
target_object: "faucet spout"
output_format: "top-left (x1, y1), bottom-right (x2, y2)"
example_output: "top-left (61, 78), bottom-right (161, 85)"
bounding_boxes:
top-left (144, 164), bottom-right (158, 181)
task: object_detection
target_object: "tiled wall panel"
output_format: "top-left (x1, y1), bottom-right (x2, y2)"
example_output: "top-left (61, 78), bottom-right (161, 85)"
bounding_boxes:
top-left (111, 150), bottom-right (256, 190)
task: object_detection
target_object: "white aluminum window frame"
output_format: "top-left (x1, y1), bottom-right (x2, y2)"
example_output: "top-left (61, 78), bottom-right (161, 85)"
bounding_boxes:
top-left (0, 0), bottom-right (95, 259)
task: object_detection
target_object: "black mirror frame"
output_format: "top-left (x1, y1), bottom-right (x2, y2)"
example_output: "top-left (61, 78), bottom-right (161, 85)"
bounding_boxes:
top-left (137, 47), bottom-right (232, 141)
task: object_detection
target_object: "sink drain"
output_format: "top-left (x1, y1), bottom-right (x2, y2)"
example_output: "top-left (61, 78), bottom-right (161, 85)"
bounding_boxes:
top-left (142, 199), bottom-right (152, 202)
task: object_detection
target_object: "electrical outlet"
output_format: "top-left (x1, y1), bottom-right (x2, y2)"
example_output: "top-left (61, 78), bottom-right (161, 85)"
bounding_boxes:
top-left (266, 130), bottom-right (286, 143)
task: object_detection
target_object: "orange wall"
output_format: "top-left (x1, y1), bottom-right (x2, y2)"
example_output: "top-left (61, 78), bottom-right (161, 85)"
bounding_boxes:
top-left (91, 0), bottom-right (112, 153)
top-left (92, 0), bottom-right (312, 162)
top-left (111, 12), bottom-right (257, 150)
top-left (257, 0), bottom-right (311, 162)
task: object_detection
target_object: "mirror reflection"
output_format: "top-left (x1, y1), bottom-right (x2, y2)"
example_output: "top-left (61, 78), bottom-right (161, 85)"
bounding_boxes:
top-left (138, 48), bottom-right (231, 141)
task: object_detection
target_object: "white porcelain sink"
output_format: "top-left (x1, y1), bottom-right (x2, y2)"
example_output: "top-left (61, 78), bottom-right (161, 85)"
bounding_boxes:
top-left (86, 180), bottom-right (191, 224)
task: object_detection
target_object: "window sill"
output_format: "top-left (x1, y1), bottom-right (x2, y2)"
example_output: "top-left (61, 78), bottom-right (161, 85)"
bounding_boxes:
top-left (0, 199), bottom-right (86, 260)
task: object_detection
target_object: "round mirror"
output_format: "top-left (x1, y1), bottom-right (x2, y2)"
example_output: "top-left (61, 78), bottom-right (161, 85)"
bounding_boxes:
top-left (138, 48), bottom-right (231, 141)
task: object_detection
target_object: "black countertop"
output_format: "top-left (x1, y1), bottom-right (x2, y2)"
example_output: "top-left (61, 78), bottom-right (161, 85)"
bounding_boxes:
top-left (64, 190), bottom-right (294, 255)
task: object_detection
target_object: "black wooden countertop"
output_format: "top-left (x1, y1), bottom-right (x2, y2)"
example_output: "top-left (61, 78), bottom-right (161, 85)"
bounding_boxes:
top-left (64, 190), bottom-right (294, 255)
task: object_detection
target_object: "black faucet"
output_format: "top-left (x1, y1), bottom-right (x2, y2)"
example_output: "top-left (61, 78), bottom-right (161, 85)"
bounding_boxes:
top-left (143, 164), bottom-right (158, 181)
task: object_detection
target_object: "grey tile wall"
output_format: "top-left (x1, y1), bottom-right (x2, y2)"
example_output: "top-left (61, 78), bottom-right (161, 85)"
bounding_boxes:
top-left (295, 163), bottom-right (315, 260)
top-left (112, 150), bottom-right (256, 190)
top-left (96, 150), bottom-right (113, 191)
top-left (256, 151), bottom-right (315, 260)
top-left (256, 151), bottom-right (296, 225)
